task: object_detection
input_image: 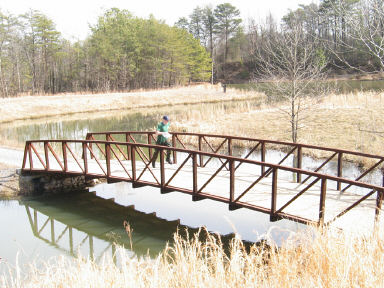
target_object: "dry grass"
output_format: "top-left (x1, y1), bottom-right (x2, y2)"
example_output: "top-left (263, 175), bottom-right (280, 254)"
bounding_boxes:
top-left (0, 84), bottom-right (263, 124)
top-left (2, 226), bottom-right (384, 287)
top-left (0, 166), bottom-right (18, 199)
top-left (173, 91), bottom-right (384, 162)
top-left (1, 85), bottom-right (383, 164)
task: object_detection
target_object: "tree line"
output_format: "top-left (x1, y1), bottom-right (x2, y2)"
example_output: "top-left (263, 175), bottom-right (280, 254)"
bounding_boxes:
top-left (178, 0), bottom-right (384, 82)
top-left (0, 1), bottom-right (383, 97)
top-left (0, 8), bottom-right (211, 97)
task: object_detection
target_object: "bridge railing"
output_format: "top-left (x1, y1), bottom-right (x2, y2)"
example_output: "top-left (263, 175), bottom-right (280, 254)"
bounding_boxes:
top-left (86, 131), bottom-right (384, 192)
top-left (21, 139), bottom-right (384, 228)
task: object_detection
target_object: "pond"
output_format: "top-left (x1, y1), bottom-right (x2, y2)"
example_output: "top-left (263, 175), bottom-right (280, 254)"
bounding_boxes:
top-left (0, 100), bottom-right (305, 275)
top-left (0, 99), bottom-right (381, 275)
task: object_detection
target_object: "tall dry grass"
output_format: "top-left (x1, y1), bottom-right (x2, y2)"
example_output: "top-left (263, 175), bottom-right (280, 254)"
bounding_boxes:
top-left (2, 226), bottom-right (384, 287)
top-left (173, 91), bottom-right (384, 163)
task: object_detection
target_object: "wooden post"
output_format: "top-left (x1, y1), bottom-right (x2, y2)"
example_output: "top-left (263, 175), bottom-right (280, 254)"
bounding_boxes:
top-left (62, 142), bottom-right (68, 172)
top-left (126, 133), bottom-right (131, 160)
top-left (172, 134), bottom-right (177, 164)
top-left (106, 143), bottom-right (111, 177)
top-left (22, 144), bottom-right (28, 169)
top-left (192, 153), bottom-right (201, 201)
top-left (296, 146), bottom-right (302, 183)
top-left (44, 141), bottom-right (50, 171)
top-left (375, 190), bottom-right (383, 224)
top-left (270, 167), bottom-right (278, 221)
top-left (192, 153), bottom-right (197, 194)
top-left (160, 148), bottom-right (165, 192)
top-left (106, 134), bottom-right (111, 160)
top-left (28, 143), bottom-right (33, 169)
top-left (148, 133), bottom-right (153, 161)
top-left (87, 134), bottom-right (94, 159)
top-left (83, 143), bottom-right (88, 175)
top-left (229, 159), bottom-right (235, 202)
top-left (319, 178), bottom-right (327, 226)
top-left (131, 146), bottom-right (136, 183)
top-left (337, 153), bottom-right (343, 190)
top-left (198, 136), bottom-right (203, 167)
top-left (228, 138), bottom-right (232, 156)
top-left (28, 143), bottom-right (33, 170)
top-left (261, 141), bottom-right (266, 175)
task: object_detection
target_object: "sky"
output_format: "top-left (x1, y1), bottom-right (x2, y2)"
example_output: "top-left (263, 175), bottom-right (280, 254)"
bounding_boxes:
top-left (0, 0), bottom-right (317, 41)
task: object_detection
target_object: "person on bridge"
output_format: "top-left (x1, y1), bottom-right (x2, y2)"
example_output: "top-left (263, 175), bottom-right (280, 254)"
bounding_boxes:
top-left (152, 115), bottom-right (173, 168)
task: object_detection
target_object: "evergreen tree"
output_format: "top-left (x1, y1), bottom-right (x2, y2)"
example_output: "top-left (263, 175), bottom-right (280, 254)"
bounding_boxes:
top-left (214, 3), bottom-right (242, 80)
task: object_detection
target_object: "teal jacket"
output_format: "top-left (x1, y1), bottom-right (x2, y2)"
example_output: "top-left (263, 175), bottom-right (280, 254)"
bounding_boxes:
top-left (156, 122), bottom-right (170, 144)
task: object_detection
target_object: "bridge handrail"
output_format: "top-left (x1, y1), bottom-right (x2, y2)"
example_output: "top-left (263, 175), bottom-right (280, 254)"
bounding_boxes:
top-left (22, 139), bottom-right (384, 193)
top-left (86, 131), bottom-right (384, 160)
top-left (86, 131), bottom-right (384, 192)
top-left (21, 139), bottom-right (384, 226)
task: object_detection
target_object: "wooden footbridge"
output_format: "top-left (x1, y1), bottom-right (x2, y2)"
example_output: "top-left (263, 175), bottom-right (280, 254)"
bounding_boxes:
top-left (21, 131), bottom-right (384, 231)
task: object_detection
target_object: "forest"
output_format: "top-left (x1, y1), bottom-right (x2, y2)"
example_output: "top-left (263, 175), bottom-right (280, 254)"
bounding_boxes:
top-left (0, 0), bottom-right (383, 96)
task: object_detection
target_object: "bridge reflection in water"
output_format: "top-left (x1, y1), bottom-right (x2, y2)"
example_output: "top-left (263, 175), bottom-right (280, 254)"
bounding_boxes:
top-left (21, 192), bottom-right (186, 260)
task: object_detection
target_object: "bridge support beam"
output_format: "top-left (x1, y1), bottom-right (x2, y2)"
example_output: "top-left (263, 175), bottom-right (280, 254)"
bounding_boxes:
top-left (192, 195), bottom-right (205, 201)
top-left (270, 214), bottom-right (283, 222)
top-left (132, 182), bottom-right (147, 189)
top-left (18, 170), bottom-right (95, 196)
top-left (229, 203), bottom-right (241, 211)
top-left (161, 187), bottom-right (174, 194)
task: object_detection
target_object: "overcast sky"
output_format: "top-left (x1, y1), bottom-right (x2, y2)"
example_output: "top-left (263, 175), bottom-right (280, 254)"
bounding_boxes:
top-left (0, 0), bottom-right (317, 40)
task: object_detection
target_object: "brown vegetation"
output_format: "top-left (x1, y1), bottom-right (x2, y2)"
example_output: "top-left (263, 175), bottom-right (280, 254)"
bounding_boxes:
top-left (0, 85), bottom-right (262, 124)
top-left (173, 91), bottom-right (384, 161)
top-left (2, 226), bottom-right (383, 287)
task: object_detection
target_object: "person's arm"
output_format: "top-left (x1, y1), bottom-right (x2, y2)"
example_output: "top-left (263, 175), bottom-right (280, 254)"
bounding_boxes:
top-left (155, 123), bottom-right (165, 136)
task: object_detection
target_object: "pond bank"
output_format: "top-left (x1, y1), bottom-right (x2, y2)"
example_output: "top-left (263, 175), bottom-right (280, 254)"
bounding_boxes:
top-left (0, 85), bottom-right (262, 124)
top-left (0, 163), bottom-right (19, 199)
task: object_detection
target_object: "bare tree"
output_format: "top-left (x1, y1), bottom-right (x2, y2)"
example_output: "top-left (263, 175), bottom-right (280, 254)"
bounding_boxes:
top-left (250, 15), bottom-right (328, 143)
top-left (326, 0), bottom-right (384, 140)
top-left (327, 0), bottom-right (384, 71)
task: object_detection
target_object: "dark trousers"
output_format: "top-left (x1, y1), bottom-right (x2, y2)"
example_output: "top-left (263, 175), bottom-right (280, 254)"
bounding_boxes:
top-left (152, 141), bottom-right (171, 164)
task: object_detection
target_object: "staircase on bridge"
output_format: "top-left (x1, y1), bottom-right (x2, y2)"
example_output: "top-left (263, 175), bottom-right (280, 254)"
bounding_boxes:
top-left (20, 131), bottom-right (384, 232)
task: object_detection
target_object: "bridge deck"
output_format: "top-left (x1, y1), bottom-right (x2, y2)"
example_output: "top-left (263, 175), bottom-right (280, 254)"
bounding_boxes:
top-left (21, 134), bottom-right (384, 234)
top-left (31, 155), bottom-right (382, 233)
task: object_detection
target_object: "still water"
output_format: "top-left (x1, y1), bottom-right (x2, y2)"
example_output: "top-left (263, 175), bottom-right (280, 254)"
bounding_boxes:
top-left (0, 99), bottom-right (381, 274)
top-left (0, 100), bottom-right (305, 274)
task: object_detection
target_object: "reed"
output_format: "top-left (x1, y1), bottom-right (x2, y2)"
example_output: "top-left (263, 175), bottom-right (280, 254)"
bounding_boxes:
top-left (2, 225), bottom-right (384, 287)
